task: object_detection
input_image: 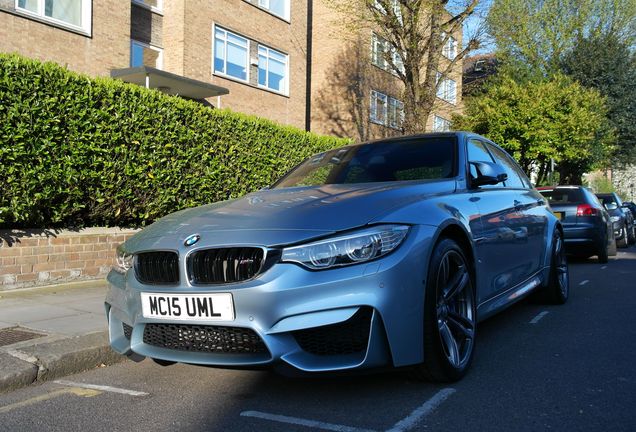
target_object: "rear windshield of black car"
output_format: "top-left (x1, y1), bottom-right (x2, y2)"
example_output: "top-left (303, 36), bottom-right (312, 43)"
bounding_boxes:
top-left (273, 137), bottom-right (456, 188)
top-left (597, 194), bottom-right (618, 205)
top-left (538, 188), bottom-right (586, 204)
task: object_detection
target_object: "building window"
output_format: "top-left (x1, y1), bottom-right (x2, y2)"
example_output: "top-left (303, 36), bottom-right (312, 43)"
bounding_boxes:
top-left (131, 40), bottom-right (163, 69)
top-left (371, 90), bottom-right (404, 129)
top-left (442, 35), bottom-right (458, 60)
top-left (436, 73), bottom-right (457, 104)
top-left (433, 115), bottom-right (451, 132)
top-left (16, 0), bottom-right (91, 33)
top-left (370, 90), bottom-right (387, 125)
top-left (132, 0), bottom-right (162, 13)
top-left (258, 0), bottom-right (290, 21)
top-left (258, 45), bottom-right (288, 95)
top-left (373, 0), bottom-right (402, 23)
top-left (388, 98), bottom-right (404, 129)
top-left (371, 33), bottom-right (404, 75)
top-left (214, 26), bottom-right (249, 82)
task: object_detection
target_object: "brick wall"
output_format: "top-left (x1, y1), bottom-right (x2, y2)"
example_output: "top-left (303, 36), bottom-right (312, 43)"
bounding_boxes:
top-left (0, 228), bottom-right (139, 291)
top-left (177, 0), bottom-right (309, 129)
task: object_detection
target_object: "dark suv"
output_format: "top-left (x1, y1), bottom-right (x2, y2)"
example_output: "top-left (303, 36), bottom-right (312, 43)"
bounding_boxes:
top-left (596, 193), bottom-right (636, 248)
top-left (538, 186), bottom-right (615, 262)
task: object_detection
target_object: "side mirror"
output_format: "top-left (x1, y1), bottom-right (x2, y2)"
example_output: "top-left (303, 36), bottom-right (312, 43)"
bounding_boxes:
top-left (470, 161), bottom-right (508, 188)
top-left (604, 202), bottom-right (618, 211)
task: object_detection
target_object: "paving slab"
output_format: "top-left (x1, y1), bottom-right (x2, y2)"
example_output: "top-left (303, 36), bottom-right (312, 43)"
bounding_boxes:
top-left (25, 313), bottom-right (105, 336)
top-left (0, 303), bottom-right (79, 325)
top-left (0, 280), bottom-right (124, 394)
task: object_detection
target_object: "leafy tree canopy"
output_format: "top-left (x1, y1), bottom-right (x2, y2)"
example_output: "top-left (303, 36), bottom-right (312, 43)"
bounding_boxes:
top-left (561, 34), bottom-right (636, 164)
top-left (453, 74), bottom-right (615, 184)
top-left (487, 0), bottom-right (636, 78)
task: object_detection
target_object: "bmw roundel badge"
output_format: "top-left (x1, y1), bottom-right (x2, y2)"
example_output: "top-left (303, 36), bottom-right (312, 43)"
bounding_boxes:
top-left (184, 234), bottom-right (200, 247)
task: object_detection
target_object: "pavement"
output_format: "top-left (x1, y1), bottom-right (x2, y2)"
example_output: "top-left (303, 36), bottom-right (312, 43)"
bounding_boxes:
top-left (0, 280), bottom-right (125, 394)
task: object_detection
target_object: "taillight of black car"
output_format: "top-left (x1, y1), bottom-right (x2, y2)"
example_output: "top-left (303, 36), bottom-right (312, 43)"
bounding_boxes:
top-left (576, 204), bottom-right (599, 217)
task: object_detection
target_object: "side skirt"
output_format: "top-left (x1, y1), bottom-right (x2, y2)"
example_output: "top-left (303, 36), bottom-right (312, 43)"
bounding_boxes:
top-left (476, 269), bottom-right (547, 322)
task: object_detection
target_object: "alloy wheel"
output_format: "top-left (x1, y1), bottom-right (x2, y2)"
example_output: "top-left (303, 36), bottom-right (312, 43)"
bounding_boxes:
top-left (435, 250), bottom-right (475, 369)
top-left (554, 233), bottom-right (569, 297)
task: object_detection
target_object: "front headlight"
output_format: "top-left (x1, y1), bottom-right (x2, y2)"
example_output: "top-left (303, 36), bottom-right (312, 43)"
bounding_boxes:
top-left (610, 216), bottom-right (621, 223)
top-left (113, 245), bottom-right (134, 274)
top-left (281, 225), bottom-right (409, 270)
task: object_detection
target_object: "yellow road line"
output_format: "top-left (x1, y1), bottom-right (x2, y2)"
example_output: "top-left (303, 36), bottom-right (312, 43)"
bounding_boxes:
top-left (0, 387), bottom-right (101, 414)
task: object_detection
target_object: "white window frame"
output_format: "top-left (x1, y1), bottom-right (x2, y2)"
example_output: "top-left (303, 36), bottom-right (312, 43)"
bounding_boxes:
top-left (373, 0), bottom-right (402, 23)
top-left (212, 25), bottom-right (250, 84)
top-left (371, 32), bottom-right (404, 75)
top-left (370, 90), bottom-right (388, 125)
top-left (257, 0), bottom-right (290, 21)
top-left (436, 72), bottom-right (457, 105)
top-left (132, 0), bottom-right (163, 14)
top-left (387, 97), bottom-right (404, 130)
top-left (130, 40), bottom-right (163, 69)
top-left (370, 90), bottom-right (404, 129)
top-left (15, 0), bottom-right (92, 35)
top-left (442, 35), bottom-right (458, 60)
top-left (257, 44), bottom-right (289, 96)
top-left (433, 115), bottom-right (451, 132)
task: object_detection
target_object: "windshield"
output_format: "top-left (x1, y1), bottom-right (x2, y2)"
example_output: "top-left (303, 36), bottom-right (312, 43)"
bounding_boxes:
top-left (538, 188), bottom-right (586, 204)
top-left (273, 137), bottom-right (456, 189)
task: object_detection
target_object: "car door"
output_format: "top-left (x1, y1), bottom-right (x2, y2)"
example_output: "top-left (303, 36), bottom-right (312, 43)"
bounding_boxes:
top-left (465, 139), bottom-right (522, 304)
top-left (484, 143), bottom-right (547, 287)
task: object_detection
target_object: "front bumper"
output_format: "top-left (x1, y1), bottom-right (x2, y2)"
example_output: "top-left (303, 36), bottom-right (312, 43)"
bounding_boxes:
top-left (105, 225), bottom-right (434, 372)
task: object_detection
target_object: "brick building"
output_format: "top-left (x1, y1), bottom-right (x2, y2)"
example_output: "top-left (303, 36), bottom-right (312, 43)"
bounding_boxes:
top-left (309, 1), bottom-right (464, 142)
top-left (1, 0), bottom-right (464, 140)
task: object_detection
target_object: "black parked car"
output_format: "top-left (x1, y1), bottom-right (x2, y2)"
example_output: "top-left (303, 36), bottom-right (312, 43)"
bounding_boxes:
top-left (624, 201), bottom-right (636, 219)
top-left (538, 186), bottom-right (615, 263)
top-left (596, 193), bottom-right (636, 248)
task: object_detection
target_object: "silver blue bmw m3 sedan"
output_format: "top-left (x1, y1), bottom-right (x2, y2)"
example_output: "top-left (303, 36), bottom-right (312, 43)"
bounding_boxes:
top-left (105, 132), bottom-right (569, 382)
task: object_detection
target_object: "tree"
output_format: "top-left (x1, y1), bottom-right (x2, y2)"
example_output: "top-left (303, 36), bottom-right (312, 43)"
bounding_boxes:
top-left (325, 0), bottom-right (486, 133)
top-left (453, 74), bottom-right (614, 185)
top-left (313, 37), bottom-right (403, 142)
top-left (561, 34), bottom-right (636, 165)
top-left (487, 0), bottom-right (636, 78)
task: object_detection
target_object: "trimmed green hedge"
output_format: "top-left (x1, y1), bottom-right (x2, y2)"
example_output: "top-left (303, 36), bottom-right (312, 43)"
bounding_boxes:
top-left (0, 54), bottom-right (349, 228)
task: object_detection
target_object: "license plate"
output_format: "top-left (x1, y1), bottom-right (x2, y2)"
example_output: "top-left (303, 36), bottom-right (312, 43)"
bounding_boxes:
top-left (141, 293), bottom-right (234, 321)
top-left (554, 211), bottom-right (564, 220)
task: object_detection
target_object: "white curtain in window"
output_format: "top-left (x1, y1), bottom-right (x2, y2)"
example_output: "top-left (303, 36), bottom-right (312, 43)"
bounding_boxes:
top-left (45, 0), bottom-right (81, 26)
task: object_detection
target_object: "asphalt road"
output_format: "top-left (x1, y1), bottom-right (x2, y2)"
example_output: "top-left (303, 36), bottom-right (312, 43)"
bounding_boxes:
top-left (1, 246), bottom-right (635, 432)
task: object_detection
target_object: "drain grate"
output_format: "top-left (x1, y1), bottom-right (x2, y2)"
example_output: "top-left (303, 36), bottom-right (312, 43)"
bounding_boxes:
top-left (0, 327), bottom-right (46, 347)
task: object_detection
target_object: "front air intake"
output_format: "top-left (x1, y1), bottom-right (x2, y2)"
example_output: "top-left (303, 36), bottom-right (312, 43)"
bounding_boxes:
top-left (187, 247), bottom-right (265, 284)
top-left (134, 251), bottom-right (179, 285)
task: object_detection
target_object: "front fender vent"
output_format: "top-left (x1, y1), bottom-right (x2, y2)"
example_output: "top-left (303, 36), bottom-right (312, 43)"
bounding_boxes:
top-left (292, 307), bottom-right (373, 356)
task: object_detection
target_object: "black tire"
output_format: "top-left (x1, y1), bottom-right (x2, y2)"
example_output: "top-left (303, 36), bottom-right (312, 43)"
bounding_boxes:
top-left (617, 226), bottom-right (629, 248)
top-left (412, 238), bottom-right (476, 382)
top-left (629, 225), bottom-right (636, 245)
top-left (540, 229), bottom-right (569, 305)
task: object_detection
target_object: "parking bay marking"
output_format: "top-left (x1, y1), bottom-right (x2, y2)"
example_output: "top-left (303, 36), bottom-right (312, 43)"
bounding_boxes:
top-left (54, 380), bottom-right (149, 397)
top-left (0, 387), bottom-right (100, 415)
top-left (241, 388), bottom-right (455, 432)
top-left (579, 280), bottom-right (590, 286)
top-left (529, 311), bottom-right (549, 324)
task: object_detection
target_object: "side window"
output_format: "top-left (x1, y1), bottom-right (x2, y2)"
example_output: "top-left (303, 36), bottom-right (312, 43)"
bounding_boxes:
top-left (486, 144), bottom-right (526, 189)
top-left (467, 139), bottom-right (497, 189)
